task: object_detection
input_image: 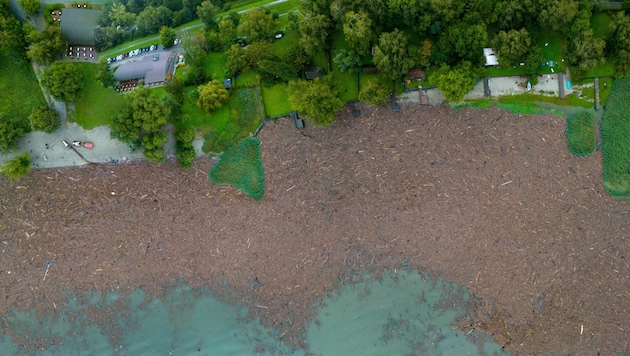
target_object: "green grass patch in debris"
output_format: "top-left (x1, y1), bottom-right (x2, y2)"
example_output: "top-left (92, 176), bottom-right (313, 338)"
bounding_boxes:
top-left (565, 112), bottom-right (596, 156)
top-left (455, 99), bottom-right (494, 110)
top-left (601, 77), bottom-right (630, 198)
top-left (0, 51), bottom-right (46, 125)
top-left (497, 92), bottom-right (592, 112)
top-left (209, 136), bottom-right (265, 199)
top-left (71, 63), bottom-right (126, 129)
top-left (262, 83), bottom-right (292, 117)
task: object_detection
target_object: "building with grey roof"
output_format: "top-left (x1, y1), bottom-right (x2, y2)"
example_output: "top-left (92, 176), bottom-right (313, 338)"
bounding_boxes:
top-left (60, 8), bottom-right (102, 45)
top-left (114, 51), bottom-right (172, 85)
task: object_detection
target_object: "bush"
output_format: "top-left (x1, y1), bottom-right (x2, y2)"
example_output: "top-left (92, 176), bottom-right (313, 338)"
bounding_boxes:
top-left (30, 106), bottom-right (60, 133)
top-left (601, 77), bottom-right (630, 198)
top-left (565, 112), bottom-right (595, 157)
top-left (209, 136), bottom-right (264, 200)
top-left (0, 153), bottom-right (32, 180)
top-left (176, 125), bottom-right (196, 169)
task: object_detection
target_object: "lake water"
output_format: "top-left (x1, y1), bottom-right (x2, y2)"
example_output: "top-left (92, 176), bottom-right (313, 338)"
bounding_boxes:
top-left (0, 270), bottom-right (506, 355)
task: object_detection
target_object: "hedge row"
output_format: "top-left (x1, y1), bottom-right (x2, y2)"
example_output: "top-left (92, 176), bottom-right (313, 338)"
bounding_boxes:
top-left (565, 112), bottom-right (595, 157)
top-left (601, 77), bottom-right (630, 198)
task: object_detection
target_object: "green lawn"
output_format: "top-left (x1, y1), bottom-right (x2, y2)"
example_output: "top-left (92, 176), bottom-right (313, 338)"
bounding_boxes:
top-left (601, 77), bottom-right (630, 198)
top-left (583, 59), bottom-right (616, 78)
top-left (0, 51), bottom-right (46, 124)
top-left (330, 30), bottom-right (359, 102)
top-left (204, 52), bottom-right (228, 81)
top-left (265, 0), bottom-right (298, 15)
top-left (262, 83), bottom-right (292, 117)
top-left (234, 68), bottom-right (258, 87)
top-left (178, 86), bottom-right (230, 136)
top-left (538, 28), bottom-right (566, 73)
top-left (70, 63), bottom-right (126, 129)
top-left (579, 77), bottom-right (614, 106)
top-left (591, 11), bottom-right (612, 39)
top-left (565, 112), bottom-right (596, 156)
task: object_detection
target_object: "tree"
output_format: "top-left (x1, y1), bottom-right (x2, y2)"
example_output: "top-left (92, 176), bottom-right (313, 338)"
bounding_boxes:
top-left (288, 75), bottom-right (343, 126)
top-left (0, 113), bottom-right (27, 153)
top-left (439, 23), bottom-right (487, 65)
top-left (40, 62), bottom-right (83, 102)
top-left (609, 11), bottom-right (630, 74)
top-left (373, 28), bottom-right (414, 81)
top-left (257, 59), bottom-right (297, 84)
top-left (538, 0), bottom-right (579, 32)
top-left (238, 7), bottom-right (277, 42)
top-left (182, 33), bottom-right (208, 68)
top-left (225, 44), bottom-right (248, 74)
top-left (165, 76), bottom-right (185, 103)
top-left (136, 6), bottom-right (173, 36)
top-left (493, 28), bottom-right (531, 68)
top-left (176, 125), bottom-right (195, 169)
top-left (160, 26), bottom-right (176, 49)
top-left (29, 106), bottom-right (60, 133)
top-left (333, 49), bottom-right (362, 73)
top-left (433, 61), bottom-right (478, 103)
top-left (110, 88), bottom-right (170, 143)
top-left (0, 9), bottom-right (25, 51)
top-left (18, 0), bottom-right (40, 15)
top-left (342, 11), bottom-right (373, 54)
top-left (197, 0), bottom-right (219, 28)
top-left (197, 80), bottom-right (229, 113)
top-left (299, 13), bottom-right (332, 56)
top-left (246, 40), bottom-right (273, 67)
top-left (567, 30), bottom-right (605, 71)
top-left (218, 18), bottom-right (237, 50)
top-left (26, 24), bottom-right (66, 65)
top-left (95, 57), bottom-right (115, 88)
top-left (0, 153), bottom-right (31, 180)
top-left (359, 80), bottom-right (389, 106)
top-left (108, 3), bottom-right (136, 30)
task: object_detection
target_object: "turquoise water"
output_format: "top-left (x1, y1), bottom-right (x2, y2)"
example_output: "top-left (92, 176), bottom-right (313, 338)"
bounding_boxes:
top-left (0, 270), bottom-right (506, 355)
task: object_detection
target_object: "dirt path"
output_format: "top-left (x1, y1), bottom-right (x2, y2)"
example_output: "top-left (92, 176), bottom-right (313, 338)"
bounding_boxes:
top-left (0, 103), bottom-right (628, 355)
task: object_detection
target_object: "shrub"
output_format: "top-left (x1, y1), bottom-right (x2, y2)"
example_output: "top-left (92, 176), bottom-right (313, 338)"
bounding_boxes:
top-left (565, 112), bottom-right (595, 156)
top-left (209, 137), bottom-right (264, 199)
top-left (601, 77), bottom-right (630, 198)
top-left (30, 106), bottom-right (60, 133)
top-left (0, 153), bottom-right (32, 180)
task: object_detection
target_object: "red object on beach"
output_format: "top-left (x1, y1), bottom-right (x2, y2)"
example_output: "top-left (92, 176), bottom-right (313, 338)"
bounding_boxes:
top-left (83, 142), bottom-right (93, 149)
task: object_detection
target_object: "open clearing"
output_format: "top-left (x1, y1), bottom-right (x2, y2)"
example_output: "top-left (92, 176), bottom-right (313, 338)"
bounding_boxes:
top-left (0, 103), bottom-right (628, 355)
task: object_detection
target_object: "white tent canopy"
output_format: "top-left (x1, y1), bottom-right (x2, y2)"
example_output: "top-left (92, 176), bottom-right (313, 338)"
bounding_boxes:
top-left (484, 48), bottom-right (499, 67)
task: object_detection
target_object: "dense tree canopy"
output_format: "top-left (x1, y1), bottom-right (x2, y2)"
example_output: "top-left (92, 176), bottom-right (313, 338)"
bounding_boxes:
top-left (197, 0), bottom-right (218, 28)
top-left (18, 0), bottom-right (40, 15)
top-left (0, 8), bottom-right (25, 51)
top-left (197, 80), bottom-right (229, 113)
top-left (40, 62), bottom-right (83, 102)
top-left (136, 6), bottom-right (172, 36)
top-left (493, 28), bottom-right (531, 68)
top-left (160, 26), bottom-right (176, 48)
top-left (225, 43), bottom-right (247, 74)
top-left (0, 113), bottom-right (27, 153)
top-left (110, 87), bottom-right (170, 143)
top-left (433, 61), bottom-right (478, 103)
top-left (238, 7), bottom-right (277, 42)
top-left (288, 76), bottom-right (343, 126)
top-left (610, 11), bottom-right (630, 74)
top-left (333, 49), bottom-right (362, 73)
top-left (373, 28), bottom-right (414, 81)
top-left (0, 152), bottom-right (31, 180)
top-left (299, 13), bottom-right (332, 56)
top-left (29, 106), bottom-right (60, 133)
top-left (343, 11), bottom-right (373, 55)
top-left (26, 24), bottom-right (66, 65)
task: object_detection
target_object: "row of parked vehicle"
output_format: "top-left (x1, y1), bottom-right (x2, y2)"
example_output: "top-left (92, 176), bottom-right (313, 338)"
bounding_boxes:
top-left (107, 44), bottom-right (159, 64)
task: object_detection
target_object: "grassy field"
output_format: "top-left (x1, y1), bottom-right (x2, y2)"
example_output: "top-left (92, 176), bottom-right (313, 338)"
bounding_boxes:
top-left (591, 11), bottom-right (612, 39)
top-left (262, 83), bottom-right (292, 117)
top-left (538, 29), bottom-right (566, 73)
top-left (70, 63), bottom-right (126, 129)
top-left (204, 52), bottom-right (228, 81)
top-left (601, 77), bottom-right (630, 198)
top-left (565, 112), bottom-right (596, 156)
top-left (203, 87), bottom-right (263, 153)
top-left (579, 77), bottom-right (613, 106)
top-left (209, 136), bottom-right (265, 199)
top-left (330, 31), bottom-right (359, 102)
top-left (234, 68), bottom-right (259, 87)
top-left (179, 86), bottom-right (230, 136)
top-left (0, 51), bottom-right (46, 124)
